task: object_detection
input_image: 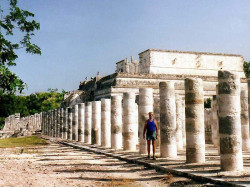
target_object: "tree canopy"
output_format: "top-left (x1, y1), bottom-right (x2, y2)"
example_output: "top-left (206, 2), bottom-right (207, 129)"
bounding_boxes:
top-left (244, 61), bottom-right (250, 78)
top-left (0, 0), bottom-right (41, 94)
top-left (0, 89), bottom-right (65, 129)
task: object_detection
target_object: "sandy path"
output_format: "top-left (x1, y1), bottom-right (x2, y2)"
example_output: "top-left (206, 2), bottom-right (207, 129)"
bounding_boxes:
top-left (0, 142), bottom-right (211, 187)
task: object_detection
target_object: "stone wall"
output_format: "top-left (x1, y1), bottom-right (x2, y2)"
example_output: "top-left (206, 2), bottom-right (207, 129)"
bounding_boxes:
top-left (0, 113), bottom-right (42, 138)
top-left (139, 49), bottom-right (244, 77)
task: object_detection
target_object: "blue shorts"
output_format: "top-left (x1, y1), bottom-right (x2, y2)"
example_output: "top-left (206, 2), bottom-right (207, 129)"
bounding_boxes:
top-left (146, 131), bottom-right (157, 140)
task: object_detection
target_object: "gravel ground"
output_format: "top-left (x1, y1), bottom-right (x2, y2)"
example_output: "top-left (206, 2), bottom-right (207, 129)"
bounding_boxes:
top-left (0, 141), bottom-right (217, 187)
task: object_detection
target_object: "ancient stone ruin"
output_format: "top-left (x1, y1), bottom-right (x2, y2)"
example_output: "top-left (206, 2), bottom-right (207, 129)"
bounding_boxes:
top-left (2, 49), bottom-right (249, 174)
top-left (0, 113), bottom-right (42, 138)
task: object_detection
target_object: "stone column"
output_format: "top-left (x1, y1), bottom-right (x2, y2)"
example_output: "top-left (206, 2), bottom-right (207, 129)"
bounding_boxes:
top-left (241, 90), bottom-right (250, 151)
top-left (181, 99), bottom-right (186, 147)
top-left (42, 112), bottom-right (45, 135)
top-left (55, 110), bottom-right (58, 137)
top-left (111, 96), bottom-right (123, 149)
top-left (154, 97), bottom-right (161, 147)
top-left (78, 103), bottom-right (85, 142)
top-left (67, 107), bottom-right (72, 140)
top-left (63, 107), bottom-right (68, 139)
top-left (41, 112), bottom-right (44, 134)
top-left (53, 109), bottom-right (57, 137)
top-left (123, 92), bottom-right (137, 151)
top-left (101, 99), bottom-right (111, 147)
top-left (85, 102), bottom-right (92, 144)
top-left (185, 78), bottom-right (205, 163)
top-left (159, 82), bottom-right (177, 158)
top-left (45, 112), bottom-right (48, 135)
top-left (211, 96), bottom-right (219, 147)
top-left (139, 88), bottom-right (153, 154)
top-left (47, 111), bottom-right (51, 136)
top-left (38, 113), bottom-right (41, 130)
top-left (92, 101), bottom-right (101, 145)
top-left (218, 70), bottom-right (243, 171)
top-left (176, 94), bottom-right (183, 151)
top-left (59, 108), bottom-right (64, 138)
top-left (44, 114), bottom-right (47, 135)
top-left (135, 103), bottom-right (139, 145)
top-left (50, 111), bottom-right (54, 137)
top-left (72, 105), bottom-right (78, 141)
top-left (57, 108), bottom-right (60, 137)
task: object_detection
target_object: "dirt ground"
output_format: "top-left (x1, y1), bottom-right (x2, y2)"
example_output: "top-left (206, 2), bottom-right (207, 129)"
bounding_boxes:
top-left (0, 141), bottom-right (216, 187)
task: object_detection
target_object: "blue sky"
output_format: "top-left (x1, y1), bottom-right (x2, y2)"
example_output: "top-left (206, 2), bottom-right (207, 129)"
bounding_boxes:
top-left (4, 0), bottom-right (250, 94)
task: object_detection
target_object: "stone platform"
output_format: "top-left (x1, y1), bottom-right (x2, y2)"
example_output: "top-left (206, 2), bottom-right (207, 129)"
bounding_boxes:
top-left (45, 136), bottom-right (250, 187)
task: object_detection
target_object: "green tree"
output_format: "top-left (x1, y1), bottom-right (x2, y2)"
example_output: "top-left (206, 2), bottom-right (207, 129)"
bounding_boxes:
top-left (0, 0), bottom-right (41, 94)
top-left (0, 89), bottom-right (65, 129)
top-left (244, 61), bottom-right (250, 78)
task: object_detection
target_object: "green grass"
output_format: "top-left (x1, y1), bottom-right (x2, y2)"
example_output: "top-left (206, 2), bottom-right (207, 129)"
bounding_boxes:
top-left (0, 135), bottom-right (48, 148)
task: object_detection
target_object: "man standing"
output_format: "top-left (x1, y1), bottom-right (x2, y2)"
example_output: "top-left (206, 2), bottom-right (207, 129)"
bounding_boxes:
top-left (143, 112), bottom-right (158, 160)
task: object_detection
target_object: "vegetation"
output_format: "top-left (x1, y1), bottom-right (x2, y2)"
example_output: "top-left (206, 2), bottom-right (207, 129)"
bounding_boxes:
top-left (0, 135), bottom-right (48, 148)
top-left (244, 61), bottom-right (250, 78)
top-left (0, 0), bottom-right (41, 94)
top-left (0, 89), bottom-right (65, 129)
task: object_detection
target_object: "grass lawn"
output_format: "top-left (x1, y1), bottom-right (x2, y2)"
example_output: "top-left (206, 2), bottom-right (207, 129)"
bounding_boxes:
top-left (0, 135), bottom-right (48, 148)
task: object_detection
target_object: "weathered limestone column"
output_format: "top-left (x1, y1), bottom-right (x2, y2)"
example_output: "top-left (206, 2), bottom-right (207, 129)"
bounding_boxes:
top-left (47, 111), bottom-right (51, 136)
top-left (176, 94), bottom-right (183, 151)
top-left (92, 101), bottom-right (101, 145)
top-left (123, 92), bottom-right (137, 151)
top-left (42, 112), bottom-right (45, 135)
top-left (135, 103), bottom-right (139, 145)
top-left (84, 102), bottom-right (92, 144)
top-left (154, 97), bottom-right (161, 147)
top-left (38, 113), bottom-right (41, 129)
top-left (55, 110), bottom-right (58, 137)
top-left (139, 88), bottom-right (153, 154)
top-left (72, 105), bottom-right (78, 141)
top-left (185, 78), bottom-right (205, 163)
top-left (45, 114), bottom-right (48, 136)
top-left (50, 110), bottom-right (54, 137)
top-left (67, 107), bottom-right (72, 140)
top-left (111, 96), bottom-right (123, 149)
top-left (50, 111), bottom-right (53, 136)
top-left (59, 108), bottom-right (64, 138)
top-left (53, 109), bottom-right (57, 137)
top-left (101, 99), bottom-right (111, 147)
top-left (211, 96), bottom-right (219, 147)
top-left (241, 90), bottom-right (250, 151)
top-left (57, 108), bottom-right (60, 137)
top-left (45, 112), bottom-right (49, 135)
top-left (218, 70), bottom-right (243, 171)
top-left (55, 109), bottom-right (59, 137)
top-left (159, 82), bottom-right (177, 158)
top-left (78, 103), bottom-right (85, 142)
top-left (43, 112), bottom-right (46, 134)
top-left (181, 99), bottom-right (186, 147)
top-left (41, 112), bottom-right (44, 134)
top-left (62, 108), bottom-right (68, 139)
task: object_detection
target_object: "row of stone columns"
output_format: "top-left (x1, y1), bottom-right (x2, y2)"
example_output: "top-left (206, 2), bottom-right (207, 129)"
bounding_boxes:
top-left (41, 70), bottom-right (248, 172)
top-left (42, 88), bottom-right (185, 157)
top-left (4, 112), bottom-right (42, 132)
top-left (211, 82), bottom-right (250, 154)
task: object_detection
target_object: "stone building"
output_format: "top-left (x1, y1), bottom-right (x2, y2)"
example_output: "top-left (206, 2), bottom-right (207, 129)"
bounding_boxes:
top-left (64, 49), bottom-right (246, 106)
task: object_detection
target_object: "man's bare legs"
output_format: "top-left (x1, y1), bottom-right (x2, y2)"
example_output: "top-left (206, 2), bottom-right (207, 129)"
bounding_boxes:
top-left (147, 140), bottom-right (151, 158)
top-left (147, 140), bottom-right (156, 160)
top-left (152, 140), bottom-right (156, 159)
